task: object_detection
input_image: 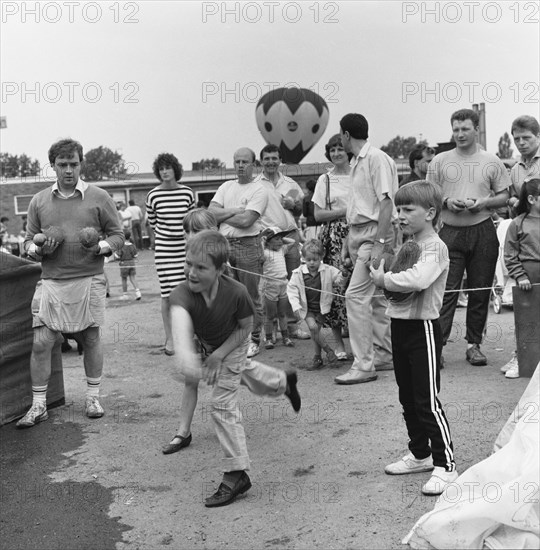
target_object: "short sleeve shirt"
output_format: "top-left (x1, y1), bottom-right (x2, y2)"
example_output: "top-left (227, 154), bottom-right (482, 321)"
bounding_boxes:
top-left (427, 146), bottom-right (510, 227)
top-left (169, 275), bottom-right (254, 348)
top-left (312, 170), bottom-right (351, 212)
top-left (212, 179), bottom-right (269, 237)
top-left (510, 150), bottom-right (540, 197)
top-left (346, 143), bottom-right (398, 225)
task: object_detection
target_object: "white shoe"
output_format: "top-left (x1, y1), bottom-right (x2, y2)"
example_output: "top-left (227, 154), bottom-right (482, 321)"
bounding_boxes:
top-left (501, 354), bottom-right (517, 373)
top-left (334, 368), bottom-right (377, 385)
top-left (385, 452), bottom-right (434, 475)
top-left (422, 466), bottom-right (459, 495)
top-left (505, 364), bottom-right (519, 379)
top-left (135, 289), bottom-right (141, 300)
top-left (247, 343), bottom-right (260, 358)
top-left (16, 402), bottom-right (48, 428)
top-left (120, 294), bottom-right (129, 301)
top-left (85, 397), bottom-right (104, 418)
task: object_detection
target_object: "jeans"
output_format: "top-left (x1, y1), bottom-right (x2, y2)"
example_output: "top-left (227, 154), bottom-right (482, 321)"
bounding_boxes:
top-left (438, 219), bottom-right (499, 346)
top-left (209, 340), bottom-right (287, 472)
top-left (227, 236), bottom-right (264, 344)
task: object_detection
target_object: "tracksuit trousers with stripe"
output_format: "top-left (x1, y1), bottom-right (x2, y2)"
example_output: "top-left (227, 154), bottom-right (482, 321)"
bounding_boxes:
top-left (391, 318), bottom-right (456, 472)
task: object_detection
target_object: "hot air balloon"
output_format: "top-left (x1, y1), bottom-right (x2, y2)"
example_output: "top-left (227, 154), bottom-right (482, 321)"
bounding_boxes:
top-left (255, 87), bottom-right (329, 164)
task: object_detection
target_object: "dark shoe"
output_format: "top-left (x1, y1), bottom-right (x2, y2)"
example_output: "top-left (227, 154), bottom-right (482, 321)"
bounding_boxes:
top-left (164, 348), bottom-right (175, 356)
top-left (162, 433), bottom-right (192, 454)
top-left (205, 472), bottom-right (251, 507)
top-left (306, 356), bottom-right (324, 371)
top-left (466, 344), bottom-right (487, 366)
top-left (285, 370), bottom-right (301, 412)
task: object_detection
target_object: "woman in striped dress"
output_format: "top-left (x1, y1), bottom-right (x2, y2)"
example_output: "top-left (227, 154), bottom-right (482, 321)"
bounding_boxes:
top-left (146, 153), bottom-right (195, 355)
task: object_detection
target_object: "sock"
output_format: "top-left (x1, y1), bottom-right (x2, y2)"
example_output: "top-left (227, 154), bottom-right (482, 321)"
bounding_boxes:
top-left (222, 470), bottom-right (244, 489)
top-left (86, 376), bottom-right (101, 399)
top-left (32, 385), bottom-right (48, 406)
top-left (467, 343), bottom-right (474, 349)
top-left (265, 333), bottom-right (273, 341)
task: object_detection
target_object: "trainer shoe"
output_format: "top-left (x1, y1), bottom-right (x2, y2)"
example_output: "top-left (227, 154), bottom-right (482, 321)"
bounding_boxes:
top-left (282, 337), bottom-right (295, 347)
top-left (501, 354), bottom-right (517, 373)
top-left (385, 452), bottom-right (434, 475)
top-left (291, 328), bottom-right (310, 340)
top-left (265, 341), bottom-right (275, 350)
top-left (85, 397), bottom-right (104, 418)
top-left (334, 368), bottom-right (377, 385)
top-left (247, 342), bottom-right (260, 358)
top-left (135, 289), bottom-right (141, 300)
top-left (16, 402), bottom-right (48, 428)
top-left (120, 294), bottom-right (129, 301)
top-left (465, 344), bottom-right (487, 366)
top-left (421, 466), bottom-right (459, 496)
top-left (505, 363), bottom-right (519, 379)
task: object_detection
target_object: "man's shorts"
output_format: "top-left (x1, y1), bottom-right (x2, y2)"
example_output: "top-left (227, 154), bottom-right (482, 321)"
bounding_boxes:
top-left (262, 278), bottom-right (288, 302)
top-left (120, 266), bottom-right (136, 278)
top-left (32, 274), bottom-right (107, 332)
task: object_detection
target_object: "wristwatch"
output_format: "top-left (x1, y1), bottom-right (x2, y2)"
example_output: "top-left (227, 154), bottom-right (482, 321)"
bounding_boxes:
top-left (377, 238), bottom-right (385, 244)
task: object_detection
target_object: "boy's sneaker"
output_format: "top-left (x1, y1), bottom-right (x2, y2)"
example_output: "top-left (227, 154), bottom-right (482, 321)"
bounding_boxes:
top-left (16, 402), bottom-right (48, 428)
top-left (120, 294), bottom-right (129, 301)
top-left (385, 452), bottom-right (434, 475)
top-left (505, 364), bottom-right (519, 379)
top-left (85, 397), bottom-right (104, 418)
top-left (135, 289), bottom-right (141, 300)
top-left (247, 343), bottom-right (260, 358)
top-left (265, 341), bottom-right (275, 350)
top-left (466, 344), bottom-right (487, 366)
top-left (501, 354), bottom-right (517, 373)
top-left (283, 337), bottom-right (295, 347)
top-left (421, 466), bottom-right (459, 495)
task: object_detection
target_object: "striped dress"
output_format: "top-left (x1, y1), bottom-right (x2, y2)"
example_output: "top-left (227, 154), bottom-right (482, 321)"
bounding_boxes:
top-left (145, 184), bottom-right (195, 297)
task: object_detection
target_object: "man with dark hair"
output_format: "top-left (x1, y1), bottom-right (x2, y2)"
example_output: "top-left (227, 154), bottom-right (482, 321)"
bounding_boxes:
top-left (255, 144), bottom-right (304, 277)
top-left (17, 138), bottom-right (124, 428)
top-left (427, 109), bottom-right (510, 367)
top-left (400, 145), bottom-right (435, 186)
top-left (334, 113), bottom-right (398, 385)
top-left (209, 147), bottom-right (270, 358)
top-left (508, 115), bottom-right (540, 209)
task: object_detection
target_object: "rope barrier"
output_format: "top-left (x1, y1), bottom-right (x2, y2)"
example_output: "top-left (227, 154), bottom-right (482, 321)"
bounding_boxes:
top-left (102, 259), bottom-right (540, 300)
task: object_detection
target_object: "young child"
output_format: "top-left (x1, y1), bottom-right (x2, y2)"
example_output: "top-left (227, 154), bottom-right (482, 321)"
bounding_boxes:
top-left (261, 227), bottom-right (295, 350)
top-left (370, 181), bottom-right (457, 496)
top-left (168, 230), bottom-right (301, 508)
top-left (287, 239), bottom-right (348, 370)
top-left (161, 209), bottom-right (219, 457)
top-left (502, 179), bottom-right (540, 379)
top-left (115, 229), bottom-right (141, 300)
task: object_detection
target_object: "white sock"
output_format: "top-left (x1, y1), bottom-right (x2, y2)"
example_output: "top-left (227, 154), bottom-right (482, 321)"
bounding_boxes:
top-left (86, 376), bottom-right (101, 399)
top-left (32, 385), bottom-right (48, 406)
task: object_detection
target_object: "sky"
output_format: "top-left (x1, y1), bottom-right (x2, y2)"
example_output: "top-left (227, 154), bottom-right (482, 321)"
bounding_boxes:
top-left (1, 0), bottom-right (539, 175)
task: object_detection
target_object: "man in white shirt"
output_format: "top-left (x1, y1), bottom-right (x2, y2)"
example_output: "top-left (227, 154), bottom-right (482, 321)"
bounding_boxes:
top-left (126, 199), bottom-right (144, 249)
top-left (209, 147), bottom-right (269, 358)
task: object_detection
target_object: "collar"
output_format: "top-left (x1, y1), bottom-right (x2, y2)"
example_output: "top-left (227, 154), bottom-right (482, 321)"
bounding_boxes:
top-left (300, 263), bottom-right (323, 274)
top-left (351, 142), bottom-right (371, 168)
top-left (518, 148), bottom-right (540, 167)
top-left (257, 170), bottom-right (285, 185)
top-left (51, 179), bottom-right (88, 199)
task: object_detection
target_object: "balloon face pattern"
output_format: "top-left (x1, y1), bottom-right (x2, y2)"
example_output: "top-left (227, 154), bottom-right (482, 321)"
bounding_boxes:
top-left (256, 87), bottom-right (329, 164)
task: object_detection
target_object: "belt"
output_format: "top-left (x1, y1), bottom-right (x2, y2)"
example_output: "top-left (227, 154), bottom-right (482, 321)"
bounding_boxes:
top-left (227, 235), bottom-right (260, 243)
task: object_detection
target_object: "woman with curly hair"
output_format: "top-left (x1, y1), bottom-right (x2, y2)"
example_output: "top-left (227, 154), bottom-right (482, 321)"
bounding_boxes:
top-left (312, 134), bottom-right (352, 359)
top-left (146, 153), bottom-right (195, 355)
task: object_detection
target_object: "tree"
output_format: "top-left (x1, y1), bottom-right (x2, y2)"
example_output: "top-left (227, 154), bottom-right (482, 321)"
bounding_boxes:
top-left (194, 158), bottom-right (225, 171)
top-left (81, 146), bottom-right (126, 181)
top-left (0, 153), bottom-right (41, 178)
top-left (380, 136), bottom-right (428, 159)
top-left (496, 132), bottom-right (514, 159)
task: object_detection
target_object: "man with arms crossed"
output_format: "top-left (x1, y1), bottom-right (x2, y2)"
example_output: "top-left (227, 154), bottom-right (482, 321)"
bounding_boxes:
top-left (209, 148), bottom-right (269, 358)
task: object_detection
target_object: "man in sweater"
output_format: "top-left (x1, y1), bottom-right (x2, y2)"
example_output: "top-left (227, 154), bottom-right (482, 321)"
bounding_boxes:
top-left (17, 139), bottom-right (124, 428)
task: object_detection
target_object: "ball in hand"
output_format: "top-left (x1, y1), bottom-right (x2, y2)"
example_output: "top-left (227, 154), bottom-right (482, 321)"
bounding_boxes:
top-left (78, 227), bottom-right (100, 248)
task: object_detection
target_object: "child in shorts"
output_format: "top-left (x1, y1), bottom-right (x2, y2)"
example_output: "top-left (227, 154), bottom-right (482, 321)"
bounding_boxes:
top-left (115, 229), bottom-right (141, 300)
top-left (287, 239), bottom-right (348, 370)
top-left (168, 230), bottom-right (301, 507)
top-left (261, 227), bottom-right (295, 350)
top-left (370, 181), bottom-right (457, 496)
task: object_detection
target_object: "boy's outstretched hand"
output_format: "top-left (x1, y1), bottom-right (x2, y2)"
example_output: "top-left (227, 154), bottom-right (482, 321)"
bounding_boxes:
top-left (369, 258), bottom-right (386, 288)
top-left (204, 353), bottom-right (224, 386)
